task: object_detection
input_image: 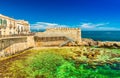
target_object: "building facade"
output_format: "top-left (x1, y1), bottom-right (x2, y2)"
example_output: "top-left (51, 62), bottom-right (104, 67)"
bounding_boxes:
top-left (0, 14), bottom-right (30, 36)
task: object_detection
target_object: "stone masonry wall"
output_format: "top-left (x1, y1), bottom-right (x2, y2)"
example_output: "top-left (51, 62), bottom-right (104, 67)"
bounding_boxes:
top-left (35, 40), bottom-right (65, 47)
top-left (36, 28), bottom-right (81, 42)
top-left (0, 36), bottom-right (35, 57)
top-left (35, 28), bottom-right (82, 46)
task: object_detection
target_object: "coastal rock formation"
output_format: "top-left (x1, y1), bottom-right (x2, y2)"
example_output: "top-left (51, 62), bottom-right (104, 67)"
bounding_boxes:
top-left (82, 38), bottom-right (120, 48)
top-left (97, 42), bottom-right (120, 48)
top-left (81, 38), bottom-right (98, 46)
top-left (70, 47), bottom-right (120, 66)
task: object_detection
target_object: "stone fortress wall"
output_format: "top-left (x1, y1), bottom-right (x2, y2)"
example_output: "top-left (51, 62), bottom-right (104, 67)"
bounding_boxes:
top-left (46, 28), bottom-right (81, 42)
top-left (0, 36), bottom-right (35, 57)
top-left (36, 27), bottom-right (81, 41)
top-left (35, 27), bottom-right (82, 46)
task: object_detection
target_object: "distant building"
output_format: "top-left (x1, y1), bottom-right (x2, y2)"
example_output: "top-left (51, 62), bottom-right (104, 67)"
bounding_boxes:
top-left (0, 14), bottom-right (30, 35)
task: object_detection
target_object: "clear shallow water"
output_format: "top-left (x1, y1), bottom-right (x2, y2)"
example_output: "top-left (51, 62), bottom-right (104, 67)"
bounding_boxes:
top-left (82, 31), bottom-right (120, 41)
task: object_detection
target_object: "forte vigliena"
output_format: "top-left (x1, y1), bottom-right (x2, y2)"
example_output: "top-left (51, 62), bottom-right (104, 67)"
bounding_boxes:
top-left (0, 14), bottom-right (81, 57)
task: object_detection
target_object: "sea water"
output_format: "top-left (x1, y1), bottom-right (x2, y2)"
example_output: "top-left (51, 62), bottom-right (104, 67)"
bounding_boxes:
top-left (82, 31), bottom-right (120, 41)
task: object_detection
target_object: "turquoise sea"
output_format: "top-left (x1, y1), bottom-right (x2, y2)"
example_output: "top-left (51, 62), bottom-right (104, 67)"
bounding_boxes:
top-left (82, 31), bottom-right (120, 41)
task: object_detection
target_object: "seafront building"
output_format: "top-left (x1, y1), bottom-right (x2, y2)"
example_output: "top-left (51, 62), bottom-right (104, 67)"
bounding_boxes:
top-left (0, 14), bottom-right (30, 36)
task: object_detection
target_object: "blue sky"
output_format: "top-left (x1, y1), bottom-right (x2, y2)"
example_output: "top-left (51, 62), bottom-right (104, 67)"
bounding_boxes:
top-left (0, 0), bottom-right (120, 31)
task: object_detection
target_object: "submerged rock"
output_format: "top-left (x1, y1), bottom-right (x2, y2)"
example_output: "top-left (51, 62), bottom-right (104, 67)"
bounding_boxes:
top-left (109, 62), bottom-right (120, 70)
top-left (71, 46), bottom-right (120, 66)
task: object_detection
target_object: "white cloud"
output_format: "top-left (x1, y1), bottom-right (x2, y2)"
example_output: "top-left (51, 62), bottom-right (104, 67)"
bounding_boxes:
top-left (30, 22), bottom-right (68, 30)
top-left (80, 23), bottom-right (108, 29)
top-left (30, 22), bottom-right (120, 31)
top-left (79, 22), bottom-right (120, 31)
top-left (98, 27), bottom-right (120, 31)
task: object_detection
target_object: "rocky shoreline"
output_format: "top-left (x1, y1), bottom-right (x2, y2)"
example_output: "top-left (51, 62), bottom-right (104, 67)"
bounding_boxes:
top-left (67, 46), bottom-right (120, 69)
top-left (81, 38), bottom-right (120, 48)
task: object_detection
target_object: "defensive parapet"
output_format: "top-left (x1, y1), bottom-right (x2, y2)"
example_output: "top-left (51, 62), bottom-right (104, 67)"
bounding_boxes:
top-left (0, 36), bottom-right (35, 57)
top-left (36, 27), bottom-right (81, 42)
top-left (46, 27), bottom-right (81, 42)
top-left (35, 27), bottom-right (82, 46)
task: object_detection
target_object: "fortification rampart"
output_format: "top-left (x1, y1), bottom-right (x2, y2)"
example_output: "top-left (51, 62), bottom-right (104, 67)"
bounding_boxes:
top-left (0, 36), bottom-right (35, 57)
top-left (36, 27), bottom-right (81, 42)
top-left (35, 27), bottom-right (81, 46)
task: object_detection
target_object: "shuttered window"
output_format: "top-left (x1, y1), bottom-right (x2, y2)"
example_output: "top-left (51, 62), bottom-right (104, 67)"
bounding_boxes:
top-left (3, 20), bottom-right (7, 28)
top-left (0, 19), bottom-right (2, 25)
top-left (3, 20), bottom-right (7, 24)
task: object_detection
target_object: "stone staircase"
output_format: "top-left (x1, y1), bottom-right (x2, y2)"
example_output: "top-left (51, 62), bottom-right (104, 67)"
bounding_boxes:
top-left (35, 35), bottom-right (78, 47)
top-left (59, 36), bottom-right (77, 47)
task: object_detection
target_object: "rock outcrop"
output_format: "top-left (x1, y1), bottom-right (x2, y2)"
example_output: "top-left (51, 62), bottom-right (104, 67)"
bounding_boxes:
top-left (70, 47), bottom-right (120, 65)
top-left (81, 38), bottom-right (120, 48)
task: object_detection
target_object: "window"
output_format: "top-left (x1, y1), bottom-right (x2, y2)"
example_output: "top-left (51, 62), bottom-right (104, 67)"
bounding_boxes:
top-left (3, 20), bottom-right (7, 27)
top-left (0, 19), bottom-right (2, 25)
